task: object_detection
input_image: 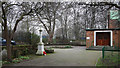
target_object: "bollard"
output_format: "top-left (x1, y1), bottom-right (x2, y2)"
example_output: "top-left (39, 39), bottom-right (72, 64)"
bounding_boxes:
top-left (102, 46), bottom-right (105, 59)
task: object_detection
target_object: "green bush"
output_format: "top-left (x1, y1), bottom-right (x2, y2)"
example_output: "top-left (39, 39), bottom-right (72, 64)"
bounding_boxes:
top-left (19, 56), bottom-right (30, 60)
top-left (52, 39), bottom-right (56, 44)
top-left (65, 45), bottom-right (72, 48)
top-left (55, 37), bottom-right (69, 44)
top-left (14, 31), bottom-right (31, 44)
top-left (12, 45), bottom-right (34, 58)
top-left (12, 58), bottom-right (22, 63)
top-left (21, 48), bottom-right (29, 56)
top-left (43, 38), bottom-right (48, 44)
top-left (2, 61), bottom-right (11, 64)
top-left (31, 33), bottom-right (40, 46)
top-left (16, 50), bottom-right (22, 57)
top-left (45, 47), bottom-right (54, 50)
top-left (2, 56), bottom-right (30, 64)
top-left (14, 31), bottom-right (40, 46)
top-left (16, 44), bottom-right (31, 47)
top-left (45, 47), bottom-right (54, 53)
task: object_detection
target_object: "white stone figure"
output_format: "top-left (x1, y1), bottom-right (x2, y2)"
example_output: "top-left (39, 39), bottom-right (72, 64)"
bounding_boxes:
top-left (36, 28), bottom-right (44, 55)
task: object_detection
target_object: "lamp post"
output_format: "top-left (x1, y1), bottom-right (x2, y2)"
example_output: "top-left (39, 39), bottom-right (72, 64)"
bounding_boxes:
top-left (36, 27), bottom-right (44, 55)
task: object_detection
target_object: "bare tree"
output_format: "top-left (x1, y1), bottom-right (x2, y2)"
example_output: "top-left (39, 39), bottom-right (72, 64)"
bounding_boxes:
top-left (35, 2), bottom-right (60, 44)
top-left (1, 1), bottom-right (33, 62)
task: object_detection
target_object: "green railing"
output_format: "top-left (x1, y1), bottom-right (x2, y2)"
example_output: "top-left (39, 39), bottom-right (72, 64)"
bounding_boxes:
top-left (102, 46), bottom-right (105, 59)
top-left (102, 46), bottom-right (120, 59)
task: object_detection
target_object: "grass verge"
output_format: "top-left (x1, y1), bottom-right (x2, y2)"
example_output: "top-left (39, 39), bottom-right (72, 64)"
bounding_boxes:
top-left (96, 52), bottom-right (120, 67)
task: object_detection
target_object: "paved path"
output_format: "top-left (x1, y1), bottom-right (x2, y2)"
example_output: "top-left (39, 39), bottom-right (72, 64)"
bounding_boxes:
top-left (6, 46), bottom-right (102, 66)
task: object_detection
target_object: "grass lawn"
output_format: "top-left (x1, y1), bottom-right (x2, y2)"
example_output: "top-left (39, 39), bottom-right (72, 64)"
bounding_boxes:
top-left (96, 51), bottom-right (120, 66)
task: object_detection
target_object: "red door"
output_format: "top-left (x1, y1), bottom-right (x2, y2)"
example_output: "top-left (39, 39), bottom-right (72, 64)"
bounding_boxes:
top-left (96, 32), bottom-right (110, 46)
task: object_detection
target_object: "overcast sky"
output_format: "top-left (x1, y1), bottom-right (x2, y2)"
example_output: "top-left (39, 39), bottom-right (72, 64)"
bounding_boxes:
top-left (1, 0), bottom-right (120, 2)
top-left (1, 0), bottom-right (119, 36)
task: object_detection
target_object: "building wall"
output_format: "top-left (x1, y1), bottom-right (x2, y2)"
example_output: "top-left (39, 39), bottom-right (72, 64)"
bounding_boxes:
top-left (86, 31), bottom-right (94, 48)
top-left (118, 30), bottom-right (120, 48)
top-left (109, 20), bottom-right (118, 29)
top-left (108, 10), bottom-right (120, 29)
top-left (86, 10), bottom-right (120, 48)
top-left (112, 30), bottom-right (119, 47)
top-left (86, 30), bottom-right (120, 48)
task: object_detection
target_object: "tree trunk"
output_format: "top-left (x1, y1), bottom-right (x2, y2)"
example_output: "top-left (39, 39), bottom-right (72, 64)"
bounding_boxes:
top-left (6, 37), bottom-right (12, 62)
top-left (2, 2), bottom-right (12, 62)
top-left (48, 32), bottom-right (53, 44)
top-left (48, 31), bottom-right (54, 44)
top-left (4, 26), bottom-right (12, 62)
top-left (90, 6), bottom-right (95, 29)
top-left (62, 27), bottom-right (65, 40)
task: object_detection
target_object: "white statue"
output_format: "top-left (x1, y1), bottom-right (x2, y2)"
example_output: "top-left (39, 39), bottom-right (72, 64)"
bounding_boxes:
top-left (36, 29), bottom-right (45, 55)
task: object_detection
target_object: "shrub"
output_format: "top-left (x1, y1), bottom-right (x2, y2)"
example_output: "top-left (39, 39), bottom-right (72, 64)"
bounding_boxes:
top-left (31, 33), bottom-right (40, 46)
top-left (12, 45), bottom-right (33, 58)
top-left (2, 56), bottom-right (30, 64)
top-left (2, 61), bottom-right (11, 64)
top-left (12, 58), bottom-right (22, 63)
top-left (65, 45), bottom-right (72, 48)
top-left (14, 31), bottom-right (40, 46)
top-left (45, 47), bottom-right (54, 53)
top-left (14, 31), bottom-right (31, 44)
top-left (43, 38), bottom-right (48, 44)
top-left (19, 56), bottom-right (30, 60)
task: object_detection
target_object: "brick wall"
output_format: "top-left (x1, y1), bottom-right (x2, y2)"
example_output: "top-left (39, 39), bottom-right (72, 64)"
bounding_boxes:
top-left (118, 30), bottom-right (120, 48)
top-left (112, 30), bottom-right (120, 48)
top-left (86, 30), bottom-right (120, 48)
top-left (109, 19), bottom-right (118, 29)
top-left (86, 31), bottom-right (94, 48)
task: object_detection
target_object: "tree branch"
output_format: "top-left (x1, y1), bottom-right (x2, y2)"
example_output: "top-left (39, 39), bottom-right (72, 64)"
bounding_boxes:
top-left (78, 2), bottom-right (120, 9)
top-left (11, 9), bottom-right (33, 39)
top-left (36, 14), bottom-right (49, 34)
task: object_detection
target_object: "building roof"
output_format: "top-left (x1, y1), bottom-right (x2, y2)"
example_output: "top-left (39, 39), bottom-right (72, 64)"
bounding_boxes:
top-left (86, 28), bottom-right (120, 31)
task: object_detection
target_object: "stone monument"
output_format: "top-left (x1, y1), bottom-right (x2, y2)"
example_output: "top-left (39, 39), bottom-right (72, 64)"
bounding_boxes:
top-left (36, 28), bottom-right (44, 55)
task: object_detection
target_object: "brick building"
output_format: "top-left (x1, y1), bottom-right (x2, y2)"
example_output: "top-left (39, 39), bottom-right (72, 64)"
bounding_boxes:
top-left (86, 10), bottom-right (120, 49)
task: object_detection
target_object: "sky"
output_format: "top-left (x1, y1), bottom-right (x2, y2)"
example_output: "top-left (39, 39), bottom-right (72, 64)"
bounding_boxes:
top-left (2, 0), bottom-right (120, 2)
top-left (1, 0), bottom-right (119, 36)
